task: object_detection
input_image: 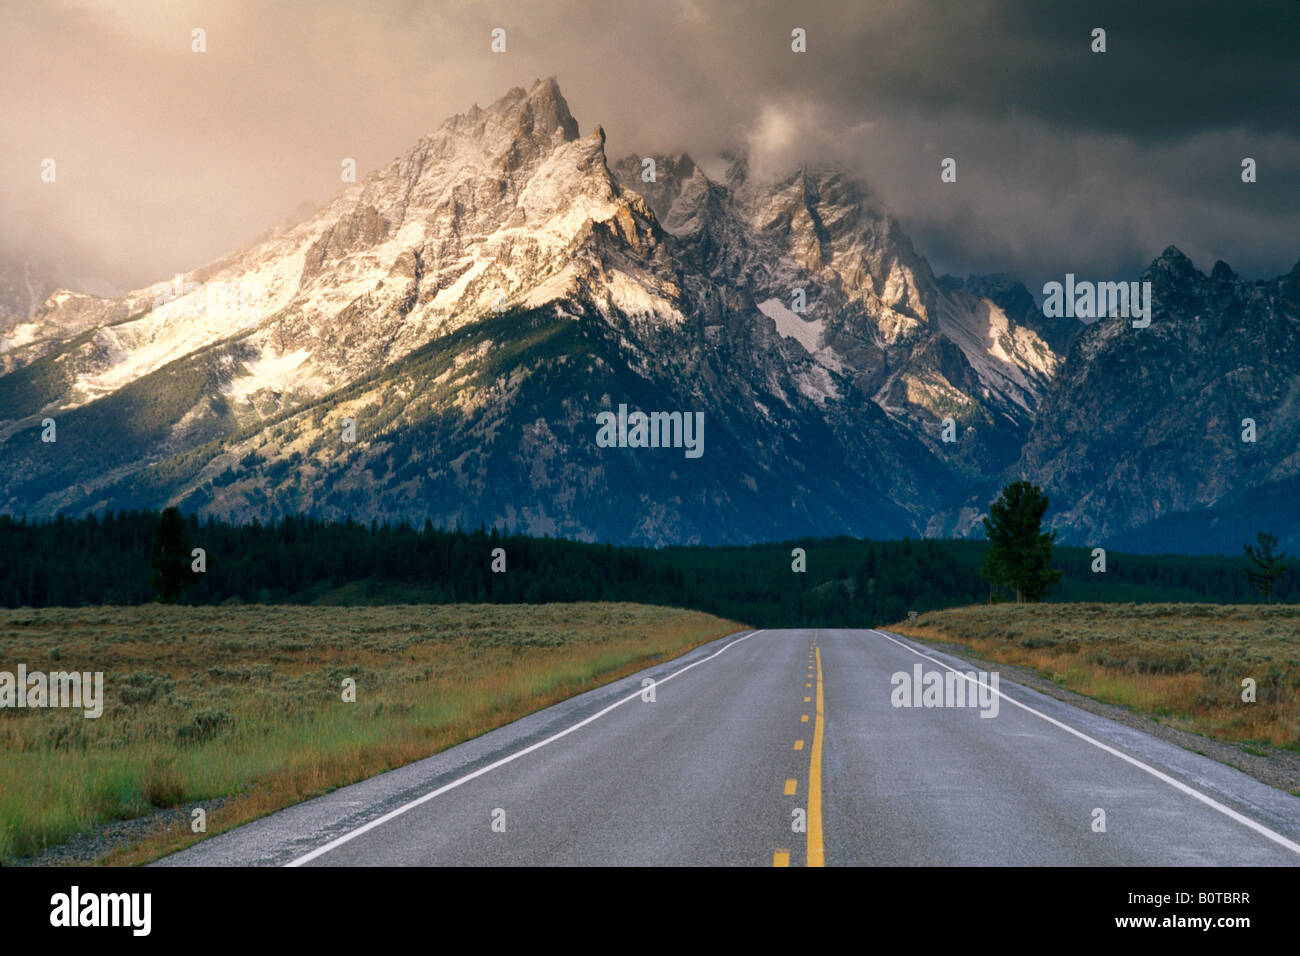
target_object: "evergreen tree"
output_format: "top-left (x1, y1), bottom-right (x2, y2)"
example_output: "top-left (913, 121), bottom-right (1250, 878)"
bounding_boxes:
top-left (150, 507), bottom-right (195, 604)
top-left (1243, 531), bottom-right (1288, 604)
top-left (981, 481), bottom-right (1063, 603)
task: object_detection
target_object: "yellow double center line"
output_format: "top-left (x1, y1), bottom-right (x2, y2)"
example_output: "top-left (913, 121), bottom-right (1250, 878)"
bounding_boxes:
top-left (808, 643), bottom-right (825, 867)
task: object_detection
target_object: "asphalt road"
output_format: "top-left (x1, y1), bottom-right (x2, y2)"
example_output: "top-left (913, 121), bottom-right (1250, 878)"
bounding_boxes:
top-left (156, 628), bottom-right (1300, 866)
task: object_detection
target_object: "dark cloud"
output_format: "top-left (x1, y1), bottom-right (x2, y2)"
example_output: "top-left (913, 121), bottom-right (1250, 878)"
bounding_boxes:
top-left (780, 0), bottom-right (1299, 142)
top-left (3, 0), bottom-right (1296, 297)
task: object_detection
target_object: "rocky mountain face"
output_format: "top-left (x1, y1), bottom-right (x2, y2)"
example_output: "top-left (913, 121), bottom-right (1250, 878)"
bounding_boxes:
top-left (937, 272), bottom-right (1081, 357)
top-left (0, 79), bottom-right (1291, 551)
top-left (610, 151), bottom-right (1065, 484)
top-left (1008, 250), bottom-right (1300, 552)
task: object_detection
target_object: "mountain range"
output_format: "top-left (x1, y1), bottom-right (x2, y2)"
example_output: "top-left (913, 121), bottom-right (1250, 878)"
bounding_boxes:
top-left (2, 78), bottom-right (1296, 552)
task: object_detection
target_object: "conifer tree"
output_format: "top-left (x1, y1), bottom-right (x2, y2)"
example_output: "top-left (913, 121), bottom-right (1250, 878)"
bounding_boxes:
top-left (1243, 531), bottom-right (1288, 605)
top-left (982, 481), bottom-right (1063, 603)
top-left (150, 507), bottom-right (195, 604)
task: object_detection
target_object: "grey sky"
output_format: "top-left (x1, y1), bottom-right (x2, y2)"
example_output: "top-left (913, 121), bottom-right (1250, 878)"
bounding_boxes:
top-left (4, 0), bottom-right (1297, 296)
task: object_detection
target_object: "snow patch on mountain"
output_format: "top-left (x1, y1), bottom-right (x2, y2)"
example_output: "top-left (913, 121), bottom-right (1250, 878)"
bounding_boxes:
top-left (224, 347), bottom-right (314, 404)
top-left (759, 297), bottom-right (822, 352)
top-left (758, 297), bottom-right (846, 375)
top-left (934, 292), bottom-right (1057, 414)
top-left (603, 270), bottom-right (686, 325)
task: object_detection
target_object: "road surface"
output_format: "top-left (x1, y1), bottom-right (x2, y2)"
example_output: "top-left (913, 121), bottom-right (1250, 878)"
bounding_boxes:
top-left (156, 628), bottom-right (1300, 866)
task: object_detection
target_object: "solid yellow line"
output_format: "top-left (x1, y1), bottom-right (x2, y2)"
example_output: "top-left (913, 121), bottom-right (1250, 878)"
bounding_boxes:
top-left (793, 740), bottom-right (804, 750)
top-left (784, 778), bottom-right (797, 795)
top-left (773, 850), bottom-right (790, 867)
top-left (808, 644), bottom-right (825, 867)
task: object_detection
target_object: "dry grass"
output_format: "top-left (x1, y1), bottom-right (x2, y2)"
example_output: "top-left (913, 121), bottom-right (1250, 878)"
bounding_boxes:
top-left (892, 603), bottom-right (1300, 751)
top-left (0, 602), bottom-right (742, 864)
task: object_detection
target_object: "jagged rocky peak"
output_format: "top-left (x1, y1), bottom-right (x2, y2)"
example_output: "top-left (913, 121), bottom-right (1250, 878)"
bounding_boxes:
top-left (303, 76), bottom-right (635, 289)
top-left (755, 163), bottom-right (938, 330)
top-left (611, 152), bottom-right (702, 225)
top-left (524, 76), bottom-right (580, 139)
top-left (351, 77), bottom-right (588, 227)
top-left (439, 76), bottom-right (578, 148)
top-left (1147, 245), bottom-right (1203, 282)
top-left (620, 147), bottom-right (937, 314)
top-left (614, 148), bottom-right (1018, 389)
top-left (1209, 259), bottom-right (1237, 282)
top-left (490, 76), bottom-right (581, 166)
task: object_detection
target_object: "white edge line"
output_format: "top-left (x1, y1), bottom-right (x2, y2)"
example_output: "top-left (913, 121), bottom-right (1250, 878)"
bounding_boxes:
top-left (284, 628), bottom-right (763, 866)
top-left (870, 628), bottom-right (1300, 857)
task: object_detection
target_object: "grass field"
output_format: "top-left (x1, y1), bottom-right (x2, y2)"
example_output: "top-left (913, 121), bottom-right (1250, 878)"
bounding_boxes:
top-left (892, 603), bottom-right (1300, 753)
top-left (0, 602), bottom-right (742, 864)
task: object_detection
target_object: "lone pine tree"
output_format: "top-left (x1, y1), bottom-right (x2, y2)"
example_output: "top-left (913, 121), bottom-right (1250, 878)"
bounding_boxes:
top-left (982, 481), bottom-right (1063, 603)
top-left (1243, 531), bottom-right (1288, 605)
top-left (149, 507), bottom-right (195, 604)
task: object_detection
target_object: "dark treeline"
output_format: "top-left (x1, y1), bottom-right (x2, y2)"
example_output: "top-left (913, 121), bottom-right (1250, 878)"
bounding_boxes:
top-left (0, 511), bottom-right (1294, 627)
